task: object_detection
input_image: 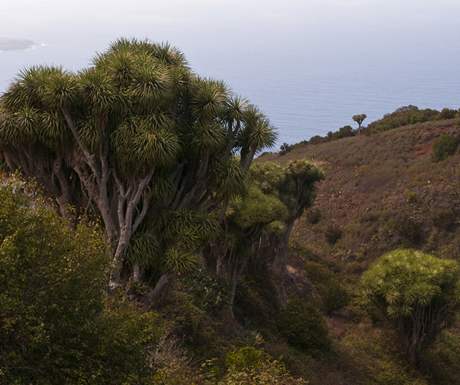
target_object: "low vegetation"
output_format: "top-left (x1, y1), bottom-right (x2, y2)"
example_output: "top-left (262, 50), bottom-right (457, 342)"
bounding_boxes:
top-left (432, 134), bottom-right (459, 161)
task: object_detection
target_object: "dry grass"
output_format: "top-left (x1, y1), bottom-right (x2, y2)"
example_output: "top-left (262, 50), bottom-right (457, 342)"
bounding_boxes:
top-left (262, 118), bottom-right (460, 270)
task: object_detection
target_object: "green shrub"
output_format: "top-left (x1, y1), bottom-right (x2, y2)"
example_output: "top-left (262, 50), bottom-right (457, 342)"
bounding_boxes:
top-left (432, 208), bottom-right (457, 232)
top-left (361, 249), bottom-right (460, 365)
top-left (304, 261), bottom-right (348, 314)
top-left (218, 359), bottom-right (307, 385)
top-left (225, 347), bottom-right (267, 371)
top-left (423, 330), bottom-right (460, 385)
top-left (342, 328), bottom-right (428, 385)
top-left (366, 105), bottom-right (440, 134)
top-left (151, 335), bottom-right (202, 385)
top-left (218, 347), bottom-right (307, 385)
top-left (325, 224), bottom-right (342, 245)
top-left (432, 134), bottom-right (459, 161)
top-left (184, 267), bottom-right (229, 313)
top-left (0, 186), bottom-right (159, 385)
top-left (388, 214), bottom-right (423, 246)
top-left (438, 108), bottom-right (458, 120)
top-left (278, 299), bottom-right (330, 354)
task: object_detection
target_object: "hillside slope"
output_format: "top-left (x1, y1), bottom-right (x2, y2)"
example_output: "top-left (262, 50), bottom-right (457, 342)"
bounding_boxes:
top-left (256, 119), bottom-right (460, 385)
top-left (264, 119), bottom-right (460, 272)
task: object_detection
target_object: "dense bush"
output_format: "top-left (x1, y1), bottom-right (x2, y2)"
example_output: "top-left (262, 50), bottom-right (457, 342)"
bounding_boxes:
top-left (0, 186), bottom-right (160, 385)
top-left (366, 105), bottom-right (440, 134)
top-left (225, 346), bottom-right (267, 371)
top-left (438, 108), bottom-right (458, 120)
top-left (217, 347), bottom-right (307, 385)
top-left (218, 360), bottom-right (307, 385)
top-left (432, 207), bottom-right (458, 232)
top-left (361, 249), bottom-right (460, 365)
top-left (432, 134), bottom-right (459, 161)
top-left (387, 214), bottom-right (423, 246)
top-left (277, 299), bottom-right (330, 354)
top-left (423, 330), bottom-right (460, 385)
top-left (151, 335), bottom-right (202, 385)
top-left (304, 261), bottom-right (348, 314)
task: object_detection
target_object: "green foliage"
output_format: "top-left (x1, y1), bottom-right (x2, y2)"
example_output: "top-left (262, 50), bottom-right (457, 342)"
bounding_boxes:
top-left (277, 299), bottom-right (330, 355)
top-left (304, 261), bottom-right (348, 314)
top-left (0, 186), bottom-right (160, 385)
top-left (361, 249), bottom-right (460, 364)
top-left (225, 346), bottom-right (267, 371)
top-left (184, 268), bottom-right (230, 313)
top-left (366, 105), bottom-right (440, 134)
top-left (151, 335), bottom-right (202, 385)
top-left (432, 134), bottom-right (459, 161)
top-left (431, 207), bottom-right (457, 232)
top-left (230, 185), bottom-right (288, 230)
top-left (217, 347), bottom-right (307, 385)
top-left (250, 160), bottom-right (324, 220)
top-left (218, 360), bottom-right (307, 385)
top-left (438, 108), bottom-right (458, 120)
top-left (387, 214), bottom-right (423, 246)
top-left (220, 160), bottom-right (323, 314)
top-left (424, 329), bottom-right (460, 385)
top-left (342, 328), bottom-right (428, 385)
top-left (0, 38), bottom-right (277, 282)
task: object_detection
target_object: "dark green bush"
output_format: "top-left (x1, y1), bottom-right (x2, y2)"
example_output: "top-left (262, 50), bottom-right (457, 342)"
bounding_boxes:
top-left (304, 261), bottom-right (348, 314)
top-left (432, 208), bottom-right (457, 232)
top-left (424, 330), bottom-right (460, 385)
top-left (277, 299), bottom-right (330, 354)
top-left (366, 105), bottom-right (440, 134)
top-left (388, 214), bottom-right (423, 246)
top-left (432, 134), bottom-right (459, 162)
top-left (438, 108), bottom-right (458, 120)
top-left (0, 186), bottom-right (160, 385)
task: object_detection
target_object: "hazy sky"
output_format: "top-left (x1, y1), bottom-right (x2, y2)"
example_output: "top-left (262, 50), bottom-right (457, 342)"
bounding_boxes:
top-left (1, 0), bottom-right (460, 142)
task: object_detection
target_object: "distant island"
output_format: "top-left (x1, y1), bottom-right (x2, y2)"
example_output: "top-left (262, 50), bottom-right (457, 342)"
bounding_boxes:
top-left (0, 37), bottom-right (35, 51)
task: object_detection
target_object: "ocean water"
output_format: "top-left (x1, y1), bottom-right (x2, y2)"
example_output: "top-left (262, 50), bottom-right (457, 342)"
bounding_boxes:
top-left (1, 0), bottom-right (460, 146)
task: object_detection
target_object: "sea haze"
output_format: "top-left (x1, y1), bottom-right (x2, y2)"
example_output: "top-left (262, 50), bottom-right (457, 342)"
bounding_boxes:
top-left (1, 0), bottom-right (460, 146)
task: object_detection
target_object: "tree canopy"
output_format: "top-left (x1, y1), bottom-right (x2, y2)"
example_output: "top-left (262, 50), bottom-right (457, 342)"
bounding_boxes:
top-left (0, 38), bottom-right (277, 286)
top-left (361, 249), bottom-right (460, 365)
top-left (352, 114), bottom-right (367, 131)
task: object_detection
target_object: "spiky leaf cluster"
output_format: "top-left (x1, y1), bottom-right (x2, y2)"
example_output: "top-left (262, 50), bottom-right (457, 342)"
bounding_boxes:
top-left (249, 160), bottom-right (324, 220)
top-left (362, 249), bottom-right (460, 319)
top-left (226, 160), bottom-right (323, 250)
top-left (0, 39), bottom-right (277, 280)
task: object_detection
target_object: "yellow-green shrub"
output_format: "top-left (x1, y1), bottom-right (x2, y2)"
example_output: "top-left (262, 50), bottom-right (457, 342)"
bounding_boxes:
top-left (361, 249), bottom-right (460, 365)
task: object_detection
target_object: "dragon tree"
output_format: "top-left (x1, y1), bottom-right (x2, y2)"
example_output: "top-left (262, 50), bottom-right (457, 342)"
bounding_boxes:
top-left (0, 39), bottom-right (276, 287)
